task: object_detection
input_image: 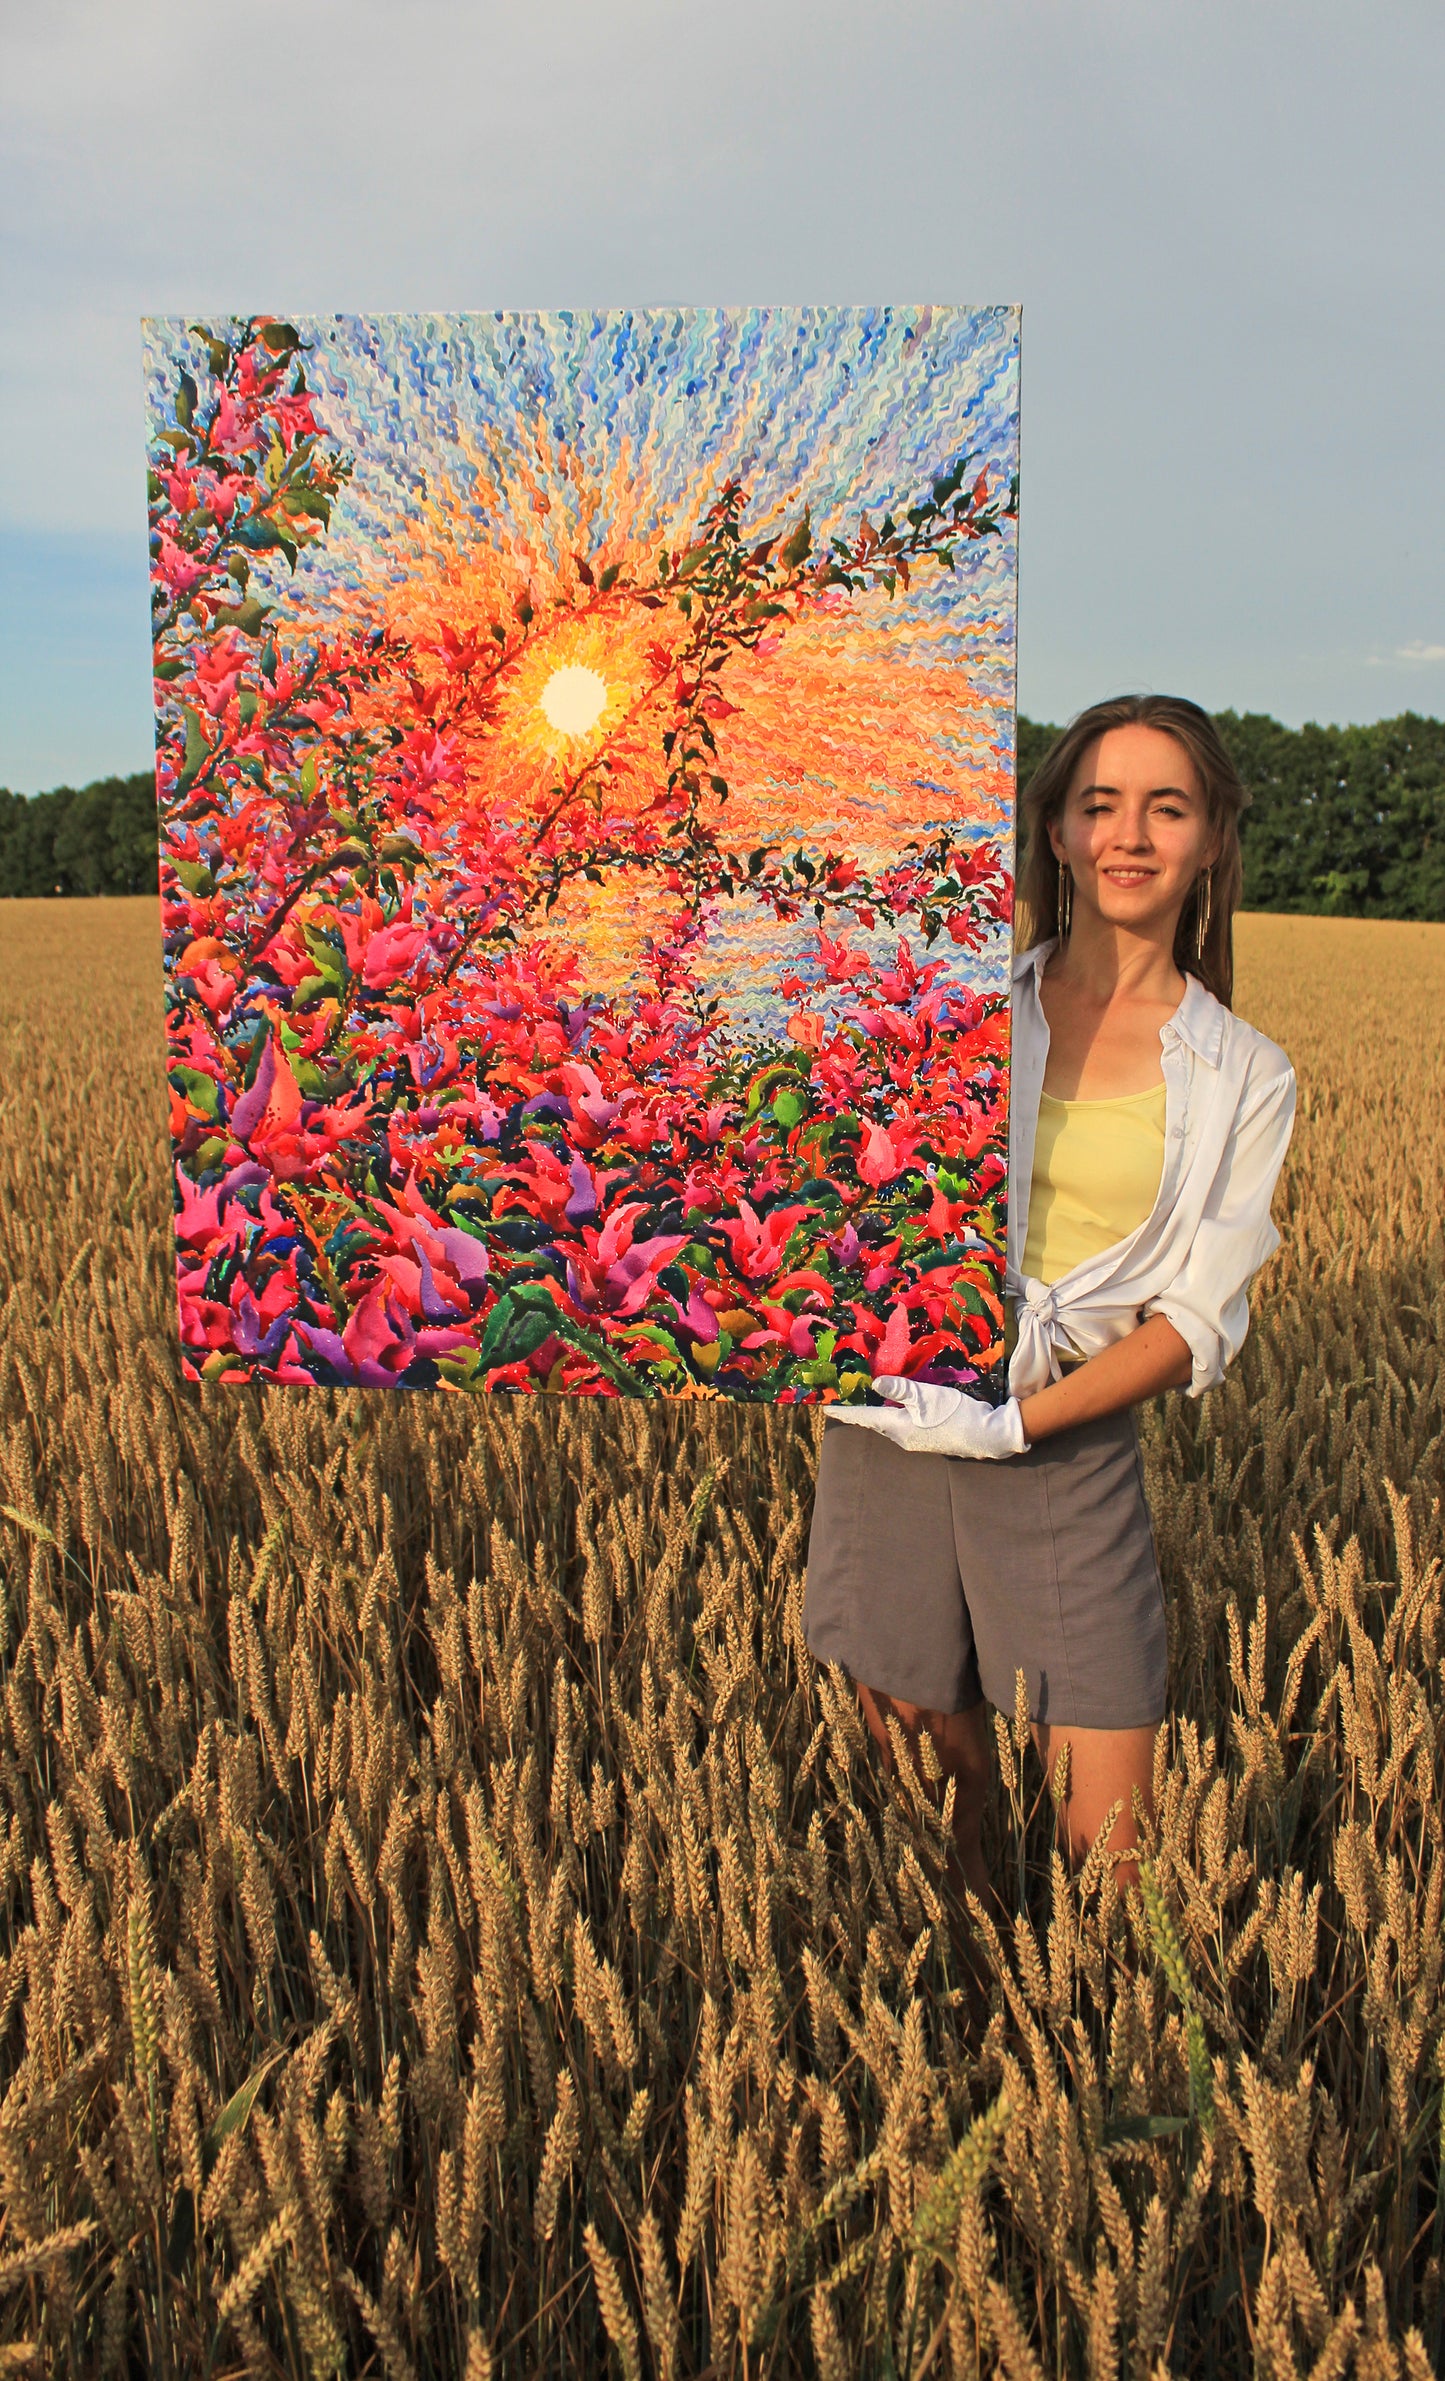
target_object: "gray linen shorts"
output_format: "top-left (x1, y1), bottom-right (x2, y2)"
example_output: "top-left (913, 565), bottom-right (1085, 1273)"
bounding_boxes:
top-left (803, 1407), bottom-right (1167, 1729)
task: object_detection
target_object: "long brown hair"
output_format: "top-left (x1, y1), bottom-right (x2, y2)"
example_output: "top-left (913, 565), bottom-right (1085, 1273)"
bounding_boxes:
top-left (1015, 694), bottom-right (1249, 1006)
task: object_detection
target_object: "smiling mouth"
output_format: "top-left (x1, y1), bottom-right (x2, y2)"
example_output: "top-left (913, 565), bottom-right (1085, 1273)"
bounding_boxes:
top-left (1101, 868), bottom-right (1157, 884)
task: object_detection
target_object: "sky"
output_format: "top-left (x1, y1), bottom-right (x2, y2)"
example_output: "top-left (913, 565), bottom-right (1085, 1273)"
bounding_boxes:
top-left (2, 0), bottom-right (1443, 793)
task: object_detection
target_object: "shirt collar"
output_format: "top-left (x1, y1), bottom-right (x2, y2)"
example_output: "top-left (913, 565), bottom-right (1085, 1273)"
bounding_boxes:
top-left (1012, 938), bottom-right (1226, 1068)
top-left (1168, 972), bottom-right (1226, 1065)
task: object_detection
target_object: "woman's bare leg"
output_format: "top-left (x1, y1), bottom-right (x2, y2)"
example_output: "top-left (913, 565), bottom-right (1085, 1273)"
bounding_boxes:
top-left (857, 1684), bottom-right (994, 1900)
top-left (1032, 1722), bottom-right (1156, 1893)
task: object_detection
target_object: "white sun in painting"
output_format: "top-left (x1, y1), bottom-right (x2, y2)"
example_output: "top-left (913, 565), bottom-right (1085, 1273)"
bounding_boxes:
top-left (539, 663), bottom-right (609, 738)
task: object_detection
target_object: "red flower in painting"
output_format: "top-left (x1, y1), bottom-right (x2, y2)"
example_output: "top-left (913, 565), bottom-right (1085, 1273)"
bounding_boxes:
top-left (714, 1201), bottom-right (814, 1283)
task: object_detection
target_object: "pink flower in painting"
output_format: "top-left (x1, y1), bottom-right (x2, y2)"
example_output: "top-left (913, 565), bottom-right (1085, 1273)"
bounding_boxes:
top-left (156, 535), bottom-right (206, 596)
top-left (186, 956), bottom-right (239, 1018)
top-left (363, 920), bottom-right (428, 990)
top-left (342, 1281), bottom-right (415, 1375)
top-left (815, 929), bottom-right (872, 983)
top-left (192, 632), bottom-right (248, 717)
top-left (564, 1202), bottom-right (689, 1318)
top-left (206, 473), bottom-right (246, 523)
top-left (972, 1150), bottom-right (1008, 1203)
top-left (749, 1302), bottom-right (825, 1359)
top-left (231, 1034), bottom-right (300, 1144)
top-left (559, 1063), bottom-right (623, 1144)
top-left (714, 1200), bottom-right (812, 1282)
top-left (946, 1097), bottom-right (996, 1163)
top-left (856, 1120), bottom-right (920, 1187)
top-left (871, 1302), bottom-right (914, 1377)
top-left (617, 1101), bottom-right (663, 1155)
top-left (231, 1268), bottom-right (298, 1361)
top-left (862, 1236), bottom-right (903, 1294)
top-left (396, 725), bottom-right (465, 793)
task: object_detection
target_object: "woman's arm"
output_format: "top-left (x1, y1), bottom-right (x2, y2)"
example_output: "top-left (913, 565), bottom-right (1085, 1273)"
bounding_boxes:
top-left (827, 1312), bottom-right (1193, 1462)
top-left (1144, 1062), bottom-right (1295, 1396)
top-left (1017, 1312), bottom-right (1193, 1446)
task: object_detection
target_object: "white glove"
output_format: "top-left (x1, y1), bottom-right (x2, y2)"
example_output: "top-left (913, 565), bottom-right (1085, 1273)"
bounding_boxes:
top-left (828, 1374), bottom-right (1029, 1459)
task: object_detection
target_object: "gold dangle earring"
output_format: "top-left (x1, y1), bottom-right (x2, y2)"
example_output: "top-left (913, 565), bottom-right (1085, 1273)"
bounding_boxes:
top-left (1194, 867), bottom-right (1212, 962)
top-left (1057, 859), bottom-right (1072, 940)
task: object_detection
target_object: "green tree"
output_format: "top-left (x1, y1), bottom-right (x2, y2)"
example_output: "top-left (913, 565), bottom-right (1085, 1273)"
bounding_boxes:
top-left (1215, 711), bottom-right (1445, 921)
top-left (0, 774), bottom-right (157, 897)
top-left (1016, 714), bottom-right (1062, 796)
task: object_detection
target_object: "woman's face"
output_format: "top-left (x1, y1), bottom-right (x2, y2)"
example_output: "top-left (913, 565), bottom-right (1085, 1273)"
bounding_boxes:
top-left (1048, 723), bottom-right (1217, 941)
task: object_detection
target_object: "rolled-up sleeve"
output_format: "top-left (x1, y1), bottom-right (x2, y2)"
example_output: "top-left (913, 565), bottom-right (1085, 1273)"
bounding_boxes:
top-left (1144, 1063), bottom-right (1297, 1396)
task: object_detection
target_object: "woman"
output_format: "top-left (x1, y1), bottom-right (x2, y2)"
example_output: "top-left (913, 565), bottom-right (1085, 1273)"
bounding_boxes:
top-left (803, 693), bottom-right (1295, 1898)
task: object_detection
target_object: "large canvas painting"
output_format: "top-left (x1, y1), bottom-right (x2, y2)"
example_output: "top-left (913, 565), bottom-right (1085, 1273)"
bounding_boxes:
top-left (146, 308), bottom-right (1020, 1401)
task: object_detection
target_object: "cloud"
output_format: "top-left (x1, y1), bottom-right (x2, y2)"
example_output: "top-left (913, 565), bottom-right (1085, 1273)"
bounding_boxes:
top-left (1365, 642), bottom-right (1445, 666)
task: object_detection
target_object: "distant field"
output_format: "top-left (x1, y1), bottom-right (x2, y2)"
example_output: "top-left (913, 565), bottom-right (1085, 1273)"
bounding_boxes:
top-left (1, 902), bottom-right (1442, 2377)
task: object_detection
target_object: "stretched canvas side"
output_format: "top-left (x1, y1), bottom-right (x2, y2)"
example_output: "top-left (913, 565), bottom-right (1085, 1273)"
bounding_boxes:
top-left (146, 308), bottom-right (1020, 1402)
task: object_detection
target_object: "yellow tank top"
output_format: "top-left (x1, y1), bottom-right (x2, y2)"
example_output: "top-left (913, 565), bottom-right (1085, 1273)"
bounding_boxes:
top-left (1022, 1082), bottom-right (1168, 1287)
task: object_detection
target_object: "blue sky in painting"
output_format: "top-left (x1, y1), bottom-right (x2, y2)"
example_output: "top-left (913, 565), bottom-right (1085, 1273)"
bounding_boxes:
top-left (145, 306), bottom-right (1019, 660)
top-left (3, 0), bottom-right (1444, 789)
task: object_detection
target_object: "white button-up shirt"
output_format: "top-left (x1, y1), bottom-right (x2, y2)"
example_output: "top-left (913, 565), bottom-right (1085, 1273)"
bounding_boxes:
top-left (1006, 939), bottom-right (1296, 1399)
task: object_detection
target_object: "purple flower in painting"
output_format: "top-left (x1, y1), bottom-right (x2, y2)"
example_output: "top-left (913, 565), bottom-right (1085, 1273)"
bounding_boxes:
top-left (564, 1203), bottom-right (688, 1318)
top-left (434, 1226), bottom-right (490, 1292)
top-left (229, 1040), bottom-right (275, 1140)
top-left (564, 1158), bottom-right (599, 1224)
top-left (668, 1285), bottom-right (720, 1344)
top-left (231, 1290), bottom-right (291, 1361)
top-left (416, 1245), bottom-right (457, 1325)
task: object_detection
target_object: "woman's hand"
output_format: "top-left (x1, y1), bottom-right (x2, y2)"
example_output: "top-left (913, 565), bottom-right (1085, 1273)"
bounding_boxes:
top-left (828, 1375), bottom-right (1028, 1460)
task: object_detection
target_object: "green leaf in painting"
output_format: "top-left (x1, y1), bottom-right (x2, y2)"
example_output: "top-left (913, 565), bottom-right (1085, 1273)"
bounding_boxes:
top-left (781, 513), bottom-right (812, 569)
top-left (235, 516), bottom-right (282, 552)
top-left (177, 708), bottom-right (210, 792)
top-left (169, 1066), bottom-right (220, 1118)
top-left (279, 488), bottom-right (332, 525)
top-left (208, 599), bottom-right (273, 639)
top-left (477, 1291), bottom-right (559, 1372)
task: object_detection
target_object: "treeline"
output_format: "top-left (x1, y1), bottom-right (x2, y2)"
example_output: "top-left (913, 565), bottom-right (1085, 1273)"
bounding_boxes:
top-left (1018, 710), bottom-right (1445, 920)
top-left (0, 774), bottom-right (159, 898)
top-left (4, 709), bottom-right (1444, 915)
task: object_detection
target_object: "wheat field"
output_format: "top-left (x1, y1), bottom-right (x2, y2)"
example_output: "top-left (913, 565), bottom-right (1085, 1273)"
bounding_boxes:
top-left (0, 900), bottom-right (1441, 2379)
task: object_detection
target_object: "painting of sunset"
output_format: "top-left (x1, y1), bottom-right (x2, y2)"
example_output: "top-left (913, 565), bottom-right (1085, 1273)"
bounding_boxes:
top-left (145, 307), bottom-right (1020, 1400)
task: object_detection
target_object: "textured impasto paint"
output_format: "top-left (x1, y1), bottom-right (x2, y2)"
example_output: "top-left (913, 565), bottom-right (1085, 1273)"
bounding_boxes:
top-left (146, 309), bottom-right (1020, 1400)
